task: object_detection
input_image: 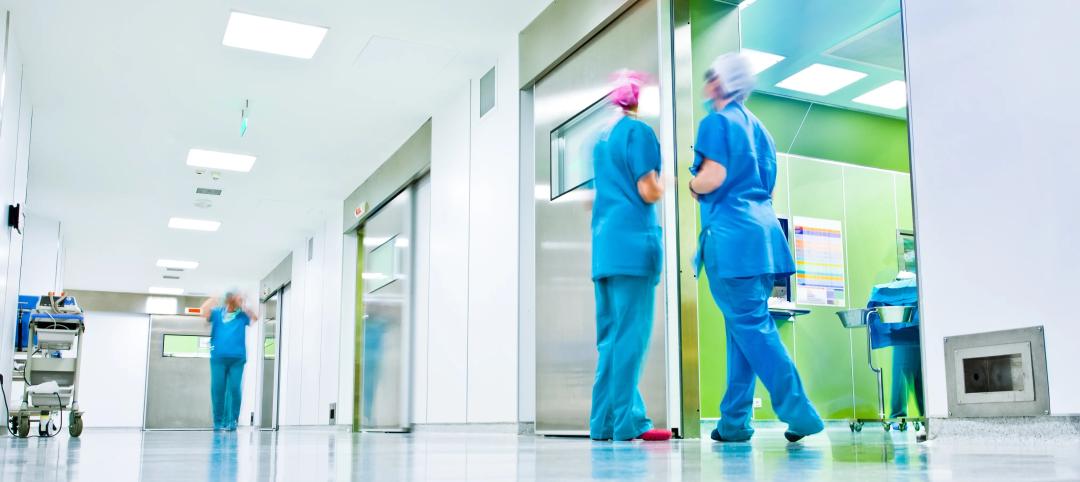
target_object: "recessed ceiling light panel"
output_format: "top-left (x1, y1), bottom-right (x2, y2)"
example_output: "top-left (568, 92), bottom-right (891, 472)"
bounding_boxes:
top-left (853, 80), bottom-right (907, 110)
top-left (222, 12), bottom-right (328, 59)
top-left (775, 63), bottom-right (868, 96)
top-left (157, 259), bottom-right (199, 270)
top-left (186, 149), bottom-right (256, 172)
top-left (741, 49), bottom-right (785, 75)
top-left (149, 287), bottom-right (184, 296)
top-left (168, 217), bottom-right (221, 232)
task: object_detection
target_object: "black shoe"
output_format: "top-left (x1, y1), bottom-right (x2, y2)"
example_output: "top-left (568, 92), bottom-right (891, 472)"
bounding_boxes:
top-left (784, 431), bottom-right (805, 443)
top-left (711, 429), bottom-right (728, 442)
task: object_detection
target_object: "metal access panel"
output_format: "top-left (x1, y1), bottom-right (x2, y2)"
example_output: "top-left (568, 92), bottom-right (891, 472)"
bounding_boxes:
top-left (533, 0), bottom-right (668, 435)
top-left (144, 315), bottom-right (213, 429)
top-left (359, 186), bottom-right (414, 432)
top-left (944, 326), bottom-right (1050, 417)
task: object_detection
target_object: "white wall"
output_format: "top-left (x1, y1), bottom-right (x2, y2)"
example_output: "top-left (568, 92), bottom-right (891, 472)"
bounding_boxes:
top-left (283, 44), bottom-right (525, 427)
top-left (18, 214), bottom-right (63, 295)
top-left (905, 0), bottom-right (1080, 416)
top-left (276, 205), bottom-right (344, 426)
top-left (77, 311), bottom-right (149, 427)
top-left (0, 18), bottom-right (32, 423)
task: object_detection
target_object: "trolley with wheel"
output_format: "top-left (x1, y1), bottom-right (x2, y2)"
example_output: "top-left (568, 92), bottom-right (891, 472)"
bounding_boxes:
top-left (837, 306), bottom-right (925, 434)
top-left (5, 294), bottom-right (86, 438)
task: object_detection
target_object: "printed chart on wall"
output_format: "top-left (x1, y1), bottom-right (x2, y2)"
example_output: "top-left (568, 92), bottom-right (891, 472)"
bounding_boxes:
top-left (793, 217), bottom-right (846, 306)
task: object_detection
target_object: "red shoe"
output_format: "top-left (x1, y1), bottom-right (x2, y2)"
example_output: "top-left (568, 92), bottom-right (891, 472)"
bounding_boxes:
top-left (638, 429), bottom-right (672, 441)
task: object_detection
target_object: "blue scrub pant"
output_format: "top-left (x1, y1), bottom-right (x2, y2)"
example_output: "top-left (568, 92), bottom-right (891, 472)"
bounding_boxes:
top-left (590, 275), bottom-right (656, 441)
top-left (210, 357), bottom-right (245, 430)
top-left (889, 345), bottom-right (924, 418)
top-left (708, 275), bottom-right (823, 441)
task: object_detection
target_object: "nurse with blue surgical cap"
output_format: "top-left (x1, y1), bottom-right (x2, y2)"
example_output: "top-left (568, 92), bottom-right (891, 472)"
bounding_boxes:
top-left (690, 53), bottom-right (824, 443)
top-left (588, 70), bottom-right (671, 442)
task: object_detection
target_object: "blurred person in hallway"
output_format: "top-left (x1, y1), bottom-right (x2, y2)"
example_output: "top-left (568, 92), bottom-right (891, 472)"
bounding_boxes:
top-left (689, 53), bottom-right (824, 443)
top-left (589, 70), bottom-right (671, 442)
top-left (200, 290), bottom-right (257, 431)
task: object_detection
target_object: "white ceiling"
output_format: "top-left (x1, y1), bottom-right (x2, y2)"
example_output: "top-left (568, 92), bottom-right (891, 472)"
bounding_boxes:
top-left (7, 0), bottom-right (550, 296)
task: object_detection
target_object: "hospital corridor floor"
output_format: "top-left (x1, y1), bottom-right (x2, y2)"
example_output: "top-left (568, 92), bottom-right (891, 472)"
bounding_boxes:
top-left (1, 425), bottom-right (1078, 481)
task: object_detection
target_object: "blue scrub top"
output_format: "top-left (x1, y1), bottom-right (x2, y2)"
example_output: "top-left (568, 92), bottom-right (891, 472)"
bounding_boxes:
top-left (209, 306), bottom-right (250, 359)
top-left (692, 102), bottom-right (795, 278)
top-left (867, 277), bottom-right (920, 348)
top-left (591, 115), bottom-right (663, 281)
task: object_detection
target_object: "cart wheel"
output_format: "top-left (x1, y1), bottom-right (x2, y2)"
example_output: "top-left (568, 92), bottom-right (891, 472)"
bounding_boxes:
top-left (883, 422), bottom-right (891, 432)
top-left (17, 417), bottom-right (30, 438)
top-left (848, 422), bottom-right (857, 432)
top-left (854, 422), bottom-right (863, 433)
top-left (69, 415), bottom-right (83, 438)
top-left (898, 421), bottom-right (908, 432)
top-left (914, 421), bottom-right (923, 431)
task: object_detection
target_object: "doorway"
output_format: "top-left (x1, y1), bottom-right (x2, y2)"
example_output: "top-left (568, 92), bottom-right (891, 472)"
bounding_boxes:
top-left (355, 175), bottom-right (431, 432)
top-left (257, 288), bottom-right (285, 430)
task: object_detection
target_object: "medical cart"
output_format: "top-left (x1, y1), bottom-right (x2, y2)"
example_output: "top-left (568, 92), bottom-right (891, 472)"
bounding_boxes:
top-left (5, 294), bottom-right (86, 438)
top-left (836, 306), bottom-right (924, 433)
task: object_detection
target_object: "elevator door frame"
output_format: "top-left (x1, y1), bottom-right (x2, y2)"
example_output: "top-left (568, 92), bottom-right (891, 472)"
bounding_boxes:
top-left (356, 182), bottom-right (419, 433)
top-left (531, 0), bottom-right (670, 436)
top-left (257, 288), bottom-right (285, 430)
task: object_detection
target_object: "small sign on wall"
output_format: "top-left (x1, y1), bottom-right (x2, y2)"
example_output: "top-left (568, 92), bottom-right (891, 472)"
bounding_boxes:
top-left (354, 202), bottom-right (369, 219)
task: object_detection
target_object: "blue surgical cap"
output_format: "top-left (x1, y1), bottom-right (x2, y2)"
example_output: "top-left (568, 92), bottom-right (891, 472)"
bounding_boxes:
top-left (705, 53), bottom-right (756, 103)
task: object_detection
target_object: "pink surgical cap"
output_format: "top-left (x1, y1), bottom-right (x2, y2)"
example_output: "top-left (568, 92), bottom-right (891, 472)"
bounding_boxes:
top-left (609, 70), bottom-right (648, 109)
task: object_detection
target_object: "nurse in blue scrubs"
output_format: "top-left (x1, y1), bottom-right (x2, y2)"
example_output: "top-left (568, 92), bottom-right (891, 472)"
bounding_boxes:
top-left (589, 71), bottom-right (671, 442)
top-left (689, 54), bottom-right (824, 443)
top-left (200, 291), bottom-right (257, 431)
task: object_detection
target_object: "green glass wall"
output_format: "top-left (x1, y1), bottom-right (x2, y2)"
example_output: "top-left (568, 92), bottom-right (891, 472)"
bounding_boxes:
top-left (689, 0), bottom-right (918, 421)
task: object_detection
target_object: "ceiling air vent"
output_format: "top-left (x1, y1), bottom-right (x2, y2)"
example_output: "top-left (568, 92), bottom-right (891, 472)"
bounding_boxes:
top-left (196, 187), bottom-right (223, 196)
top-left (166, 267), bottom-right (184, 272)
top-left (163, 275), bottom-right (181, 280)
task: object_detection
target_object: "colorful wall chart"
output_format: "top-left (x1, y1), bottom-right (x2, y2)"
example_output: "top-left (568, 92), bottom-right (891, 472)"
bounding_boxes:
top-left (793, 217), bottom-right (846, 306)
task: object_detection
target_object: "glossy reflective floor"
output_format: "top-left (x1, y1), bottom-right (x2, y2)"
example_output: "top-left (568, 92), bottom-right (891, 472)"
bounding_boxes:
top-left (2, 426), bottom-right (1078, 481)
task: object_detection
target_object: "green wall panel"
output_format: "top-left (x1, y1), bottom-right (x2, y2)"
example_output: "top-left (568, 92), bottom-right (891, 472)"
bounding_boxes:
top-left (843, 167), bottom-right (902, 419)
top-left (786, 159), bottom-right (855, 421)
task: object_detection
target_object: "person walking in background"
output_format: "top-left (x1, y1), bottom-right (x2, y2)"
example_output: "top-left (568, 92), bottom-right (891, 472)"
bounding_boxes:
top-left (588, 70), bottom-right (671, 442)
top-left (200, 290), bottom-right (257, 432)
top-left (689, 53), bottom-right (824, 443)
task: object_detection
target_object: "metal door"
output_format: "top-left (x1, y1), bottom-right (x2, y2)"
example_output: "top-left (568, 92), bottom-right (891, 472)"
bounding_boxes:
top-left (533, 0), bottom-right (668, 435)
top-left (144, 315), bottom-right (213, 429)
top-left (258, 290), bottom-right (283, 429)
top-left (359, 186), bottom-right (414, 432)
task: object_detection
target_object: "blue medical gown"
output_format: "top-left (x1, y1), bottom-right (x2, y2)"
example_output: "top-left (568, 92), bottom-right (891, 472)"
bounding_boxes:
top-left (866, 277), bottom-right (923, 417)
top-left (692, 102), bottom-right (794, 279)
top-left (693, 103), bottom-right (821, 440)
top-left (588, 115), bottom-right (663, 441)
top-left (591, 115), bottom-right (663, 281)
top-left (866, 278), bottom-right (920, 349)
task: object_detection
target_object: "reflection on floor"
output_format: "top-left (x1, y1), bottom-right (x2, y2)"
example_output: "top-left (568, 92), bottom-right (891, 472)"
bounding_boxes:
top-left (1, 426), bottom-right (1078, 481)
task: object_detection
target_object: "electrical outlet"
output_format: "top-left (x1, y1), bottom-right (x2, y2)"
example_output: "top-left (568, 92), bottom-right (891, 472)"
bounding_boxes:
top-left (753, 397), bottom-right (763, 408)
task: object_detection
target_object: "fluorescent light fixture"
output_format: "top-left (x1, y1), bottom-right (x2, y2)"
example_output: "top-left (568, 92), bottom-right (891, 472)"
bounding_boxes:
top-left (222, 12), bottom-right (328, 59)
top-left (741, 49), bottom-right (785, 75)
top-left (156, 259), bottom-right (199, 270)
top-left (853, 80), bottom-right (908, 110)
top-left (168, 217), bottom-right (222, 232)
top-left (186, 148), bottom-right (256, 172)
top-left (775, 63), bottom-right (868, 96)
top-left (149, 287), bottom-right (184, 296)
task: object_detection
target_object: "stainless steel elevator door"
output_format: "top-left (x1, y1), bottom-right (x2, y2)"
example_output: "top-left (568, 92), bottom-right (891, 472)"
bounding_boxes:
top-left (533, 0), bottom-right (668, 435)
top-left (360, 187), bottom-right (413, 432)
top-left (258, 291), bottom-right (282, 429)
top-left (144, 315), bottom-right (213, 429)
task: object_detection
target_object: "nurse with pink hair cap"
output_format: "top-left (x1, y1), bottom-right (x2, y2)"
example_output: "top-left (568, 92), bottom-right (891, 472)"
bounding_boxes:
top-left (588, 70), bottom-right (670, 442)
